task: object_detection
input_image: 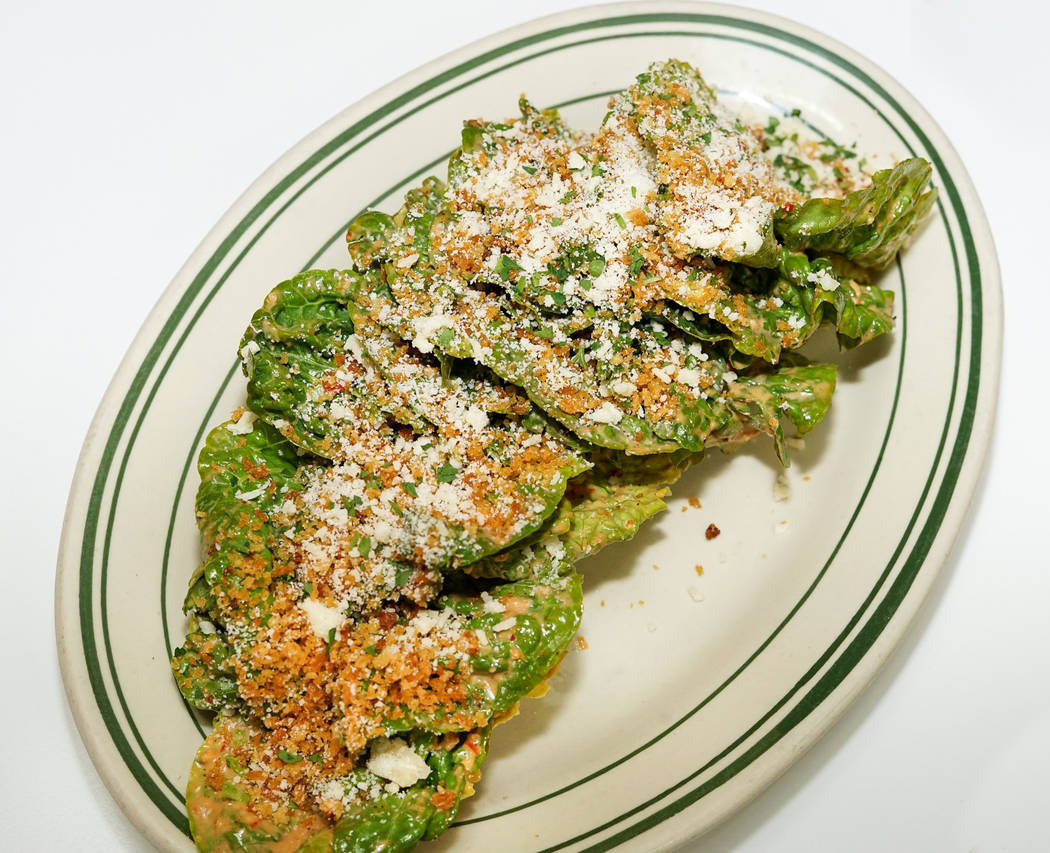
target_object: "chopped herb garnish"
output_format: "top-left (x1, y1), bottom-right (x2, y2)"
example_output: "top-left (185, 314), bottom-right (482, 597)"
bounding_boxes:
top-left (627, 244), bottom-right (646, 277)
top-left (300, 581), bottom-right (314, 600)
top-left (613, 212), bottom-right (627, 229)
top-left (307, 753), bottom-right (323, 765)
top-left (326, 627), bottom-right (337, 656)
top-left (818, 138), bottom-right (858, 162)
top-left (588, 257), bottom-right (606, 278)
top-left (278, 750), bottom-right (303, 764)
top-left (435, 462), bottom-right (459, 483)
top-left (522, 164), bottom-right (538, 175)
top-left (494, 254), bottom-right (524, 281)
top-left (551, 217), bottom-right (563, 226)
top-left (400, 481), bottom-right (418, 498)
top-left (225, 756), bottom-right (246, 773)
top-left (357, 536), bottom-right (371, 559)
top-left (772, 152), bottom-right (817, 192)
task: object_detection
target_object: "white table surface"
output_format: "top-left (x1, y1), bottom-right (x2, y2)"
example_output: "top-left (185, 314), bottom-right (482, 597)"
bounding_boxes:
top-left (2, 0), bottom-right (1046, 850)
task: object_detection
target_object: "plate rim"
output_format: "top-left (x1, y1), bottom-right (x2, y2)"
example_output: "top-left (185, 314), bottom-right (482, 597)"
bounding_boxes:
top-left (55, 3), bottom-right (1003, 851)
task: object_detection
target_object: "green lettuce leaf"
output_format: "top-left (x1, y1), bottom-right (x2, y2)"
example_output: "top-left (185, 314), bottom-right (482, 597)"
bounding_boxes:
top-left (720, 361), bottom-right (837, 463)
top-left (778, 249), bottom-right (895, 347)
top-left (613, 59), bottom-right (781, 268)
top-left (331, 728), bottom-right (489, 852)
top-left (774, 158), bottom-right (936, 269)
top-left (186, 717), bottom-right (488, 853)
top-left (171, 619), bottom-right (241, 713)
top-left (382, 572), bottom-right (582, 731)
top-left (463, 449), bottom-right (694, 581)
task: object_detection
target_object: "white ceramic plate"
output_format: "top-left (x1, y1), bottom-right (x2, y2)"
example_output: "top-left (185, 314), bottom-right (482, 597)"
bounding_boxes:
top-left (56, 3), bottom-right (1001, 851)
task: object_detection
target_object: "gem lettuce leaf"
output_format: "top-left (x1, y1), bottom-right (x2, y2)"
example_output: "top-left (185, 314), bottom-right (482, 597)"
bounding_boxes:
top-left (774, 158), bottom-right (936, 269)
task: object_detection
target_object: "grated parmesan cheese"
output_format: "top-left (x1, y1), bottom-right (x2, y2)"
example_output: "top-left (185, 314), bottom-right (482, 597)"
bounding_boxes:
top-left (298, 597), bottom-right (347, 640)
top-left (365, 737), bottom-right (432, 789)
top-left (226, 409), bottom-right (257, 435)
top-left (584, 401), bottom-right (624, 425)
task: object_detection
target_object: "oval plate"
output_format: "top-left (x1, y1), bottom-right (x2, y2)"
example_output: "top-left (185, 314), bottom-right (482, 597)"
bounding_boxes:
top-left (56, 3), bottom-right (1001, 851)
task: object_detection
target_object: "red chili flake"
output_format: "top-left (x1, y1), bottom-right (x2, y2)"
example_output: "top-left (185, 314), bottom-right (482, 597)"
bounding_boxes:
top-left (466, 739), bottom-right (480, 755)
top-left (782, 202), bottom-right (795, 213)
top-left (705, 523), bottom-right (721, 540)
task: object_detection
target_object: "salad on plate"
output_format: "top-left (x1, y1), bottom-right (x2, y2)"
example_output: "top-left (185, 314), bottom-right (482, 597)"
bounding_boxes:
top-left (170, 59), bottom-right (934, 853)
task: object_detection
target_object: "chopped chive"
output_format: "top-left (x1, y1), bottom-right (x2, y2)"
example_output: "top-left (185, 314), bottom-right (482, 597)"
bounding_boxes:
top-left (326, 627), bottom-right (337, 656)
top-left (613, 212), bottom-right (627, 229)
